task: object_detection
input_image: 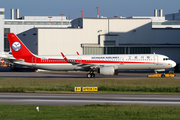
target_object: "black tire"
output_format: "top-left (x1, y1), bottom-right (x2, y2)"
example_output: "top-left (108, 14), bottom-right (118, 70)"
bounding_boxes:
top-left (86, 73), bottom-right (92, 78)
top-left (91, 73), bottom-right (95, 78)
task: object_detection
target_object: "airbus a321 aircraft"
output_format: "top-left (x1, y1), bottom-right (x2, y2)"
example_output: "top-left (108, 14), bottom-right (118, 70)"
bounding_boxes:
top-left (7, 33), bottom-right (176, 78)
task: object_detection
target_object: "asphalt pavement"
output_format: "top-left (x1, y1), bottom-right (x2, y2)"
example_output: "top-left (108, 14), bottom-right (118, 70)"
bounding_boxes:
top-left (0, 67), bottom-right (179, 78)
top-left (0, 93), bottom-right (180, 106)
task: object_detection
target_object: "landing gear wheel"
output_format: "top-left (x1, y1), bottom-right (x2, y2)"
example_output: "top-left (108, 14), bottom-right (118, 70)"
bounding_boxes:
top-left (91, 73), bottom-right (95, 78)
top-left (86, 73), bottom-right (95, 78)
top-left (86, 73), bottom-right (92, 78)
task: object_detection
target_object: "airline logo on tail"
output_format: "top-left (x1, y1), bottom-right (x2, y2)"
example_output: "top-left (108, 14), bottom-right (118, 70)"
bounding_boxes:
top-left (12, 42), bottom-right (21, 51)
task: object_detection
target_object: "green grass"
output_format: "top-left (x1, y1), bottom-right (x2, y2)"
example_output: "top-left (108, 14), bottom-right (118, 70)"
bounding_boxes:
top-left (0, 78), bottom-right (180, 93)
top-left (0, 104), bottom-right (180, 120)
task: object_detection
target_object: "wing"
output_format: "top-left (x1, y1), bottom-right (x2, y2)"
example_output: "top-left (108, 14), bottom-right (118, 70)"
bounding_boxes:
top-left (4, 57), bottom-right (24, 63)
top-left (61, 52), bottom-right (99, 69)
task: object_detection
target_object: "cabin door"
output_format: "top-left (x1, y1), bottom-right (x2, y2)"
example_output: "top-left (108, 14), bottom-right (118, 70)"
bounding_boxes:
top-left (154, 55), bottom-right (158, 64)
top-left (32, 57), bottom-right (36, 66)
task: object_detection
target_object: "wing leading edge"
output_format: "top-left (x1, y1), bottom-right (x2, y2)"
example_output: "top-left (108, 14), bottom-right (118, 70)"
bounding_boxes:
top-left (60, 52), bottom-right (100, 68)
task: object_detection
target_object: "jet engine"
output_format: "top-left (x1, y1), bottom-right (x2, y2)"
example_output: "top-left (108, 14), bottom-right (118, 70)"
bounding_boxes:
top-left (99, 66), bottom-right (117, 75)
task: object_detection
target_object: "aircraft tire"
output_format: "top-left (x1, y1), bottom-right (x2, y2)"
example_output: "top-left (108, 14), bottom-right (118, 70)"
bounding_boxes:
top-left (86, 73), bottom-right (92, 78)
top-left (91, 73), bottom-right (95, 78)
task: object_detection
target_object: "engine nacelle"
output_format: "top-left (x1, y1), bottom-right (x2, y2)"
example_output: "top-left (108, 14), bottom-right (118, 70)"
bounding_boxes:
top-left (99, 66), bottom-right (115, 76)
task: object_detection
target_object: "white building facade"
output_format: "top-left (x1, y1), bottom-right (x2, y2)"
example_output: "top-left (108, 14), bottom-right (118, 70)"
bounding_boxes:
top-left (37, 16), bottom-right (180, 63)
top-left (0, 8), bottom-right (5, 52)
top-left (0, 8), bottom-right (71, 54)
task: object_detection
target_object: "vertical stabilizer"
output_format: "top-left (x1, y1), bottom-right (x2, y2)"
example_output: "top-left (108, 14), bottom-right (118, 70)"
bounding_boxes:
top-left (7, 33), bottom-right (34, 59)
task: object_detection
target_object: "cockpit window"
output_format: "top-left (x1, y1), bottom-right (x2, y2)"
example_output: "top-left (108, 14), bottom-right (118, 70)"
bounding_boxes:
top-left (163, 58), bottom-right (170, 61)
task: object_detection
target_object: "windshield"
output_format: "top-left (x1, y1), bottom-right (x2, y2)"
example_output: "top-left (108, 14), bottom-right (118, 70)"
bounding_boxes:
top-left (163, 58), bottom-right (170, 61)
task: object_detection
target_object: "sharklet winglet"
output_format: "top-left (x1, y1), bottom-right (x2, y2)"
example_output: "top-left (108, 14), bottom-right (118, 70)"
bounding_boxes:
top-left (61, 52), bottom-right (68, 61)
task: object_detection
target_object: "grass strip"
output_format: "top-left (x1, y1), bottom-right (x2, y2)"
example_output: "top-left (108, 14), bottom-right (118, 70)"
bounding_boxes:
top-left (0, 78), bottom-right (180, 93)
top-left (0, 104), bottom-right (180, 120)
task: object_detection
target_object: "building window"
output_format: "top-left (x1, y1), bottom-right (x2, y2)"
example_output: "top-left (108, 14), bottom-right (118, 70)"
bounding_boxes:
top-left (105, 47), bottom-right (124, 54)
top-left (152, 22), bottom-right (180, 25)
top-left (84, 47), bottom-right (104, 55)
top-left (0, 11), bottom-right (4, 15)
top-left (4, 28), bottom-right (10, 52)
top-left (5, 21), bottom-right (70, 25)
top-left (130, 47), bottom-right (151, 54)
top-left (83, 47), bottom-right (125, 55)
top-left (104, 41), bottom-right (115, 46)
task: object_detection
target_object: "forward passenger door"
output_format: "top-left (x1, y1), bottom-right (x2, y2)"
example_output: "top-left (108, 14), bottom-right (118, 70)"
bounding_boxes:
top-left (154, 55), bottom-right (158, 64)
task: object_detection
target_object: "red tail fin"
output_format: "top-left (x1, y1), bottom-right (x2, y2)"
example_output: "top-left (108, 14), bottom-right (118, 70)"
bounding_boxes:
top-left (7, 33), bottom-right (34, 59)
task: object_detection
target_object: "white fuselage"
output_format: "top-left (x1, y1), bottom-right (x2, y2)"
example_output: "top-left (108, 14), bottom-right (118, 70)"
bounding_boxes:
top-left (14, 54), bottom-right (176, 71)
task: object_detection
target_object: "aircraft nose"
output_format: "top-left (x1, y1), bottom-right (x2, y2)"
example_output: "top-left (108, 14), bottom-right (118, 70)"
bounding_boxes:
top-left (172, 61), bottom-right (176, 68)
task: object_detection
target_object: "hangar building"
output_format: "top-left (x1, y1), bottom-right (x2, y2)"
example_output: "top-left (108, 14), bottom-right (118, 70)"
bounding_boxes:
top-left (1, 8), bottom-right (180, 64)
top-left (0, 8), bottom-right (71, 53)
top-left (37, 9), bottom-right (180, 63)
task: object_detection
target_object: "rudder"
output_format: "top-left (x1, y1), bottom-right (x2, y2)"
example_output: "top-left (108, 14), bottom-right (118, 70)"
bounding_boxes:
top-left (7, 33), bottom-right (34, 59)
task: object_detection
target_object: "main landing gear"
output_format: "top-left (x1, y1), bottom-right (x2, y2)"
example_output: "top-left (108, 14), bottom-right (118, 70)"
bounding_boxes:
top-left (86, 73), bottom-right (95, 78)
top-left (86, 69), bottom-right (95, 78)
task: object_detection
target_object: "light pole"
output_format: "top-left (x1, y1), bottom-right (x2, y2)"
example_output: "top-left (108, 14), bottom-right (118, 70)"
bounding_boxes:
top-left (60, 14), bottom-right (64, 26)
top-left (60, 14), bottom-right (64, 21)
top-left (48, 16), bottom-right (52, 24)
top-left (81, 10), bottom-right (83, 18)
top-left (68, 13), bottom-right (70, 20)
top-left (96, 7), bottom-right (99, 18)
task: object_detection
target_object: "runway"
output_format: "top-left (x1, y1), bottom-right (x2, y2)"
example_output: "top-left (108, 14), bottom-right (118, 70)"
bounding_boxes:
top-left (0, 93), bottom-right (180, 106)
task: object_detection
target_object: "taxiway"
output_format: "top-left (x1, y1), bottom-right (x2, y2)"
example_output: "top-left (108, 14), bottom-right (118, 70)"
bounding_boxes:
top-left (0, 67), bottom-right (179, 78)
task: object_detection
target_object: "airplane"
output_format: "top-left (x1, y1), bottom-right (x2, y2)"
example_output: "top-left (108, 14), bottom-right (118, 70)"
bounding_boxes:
top-left (7, 33), bottom-right (176, 78)
top-left (0, 58), bottom-right (4, 63)
top-left (0, 51), bottom-right (12, 58)
top-left (0, 51), bottom-right (15, 63)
